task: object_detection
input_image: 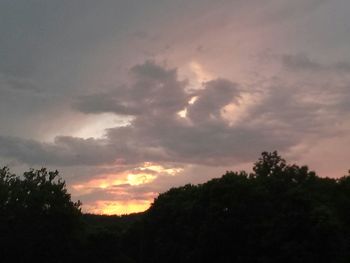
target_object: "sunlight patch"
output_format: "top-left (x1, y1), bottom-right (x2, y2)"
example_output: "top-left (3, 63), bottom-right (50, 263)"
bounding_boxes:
top-left (71, 163), bottom-right (183, 195)
top-left (189, 61), bottom-right (213, 84)
top-left (85, 200), bottom-right (153, 215)
top-left (127, 173), bottom-right (157, 186)
top-left (177, 96), bottom-right (198, 118)
top-left (73, 113), bottom-right (133, 139)
top-left (221, 93), bottom-right (260, 125)
top-left (140, 162), bottom-right (183, 175)
top-left (178, 108), bottom-right (188, 118)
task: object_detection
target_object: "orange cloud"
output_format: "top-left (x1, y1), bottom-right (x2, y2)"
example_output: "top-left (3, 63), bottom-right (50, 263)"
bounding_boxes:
top-left (71, 162), bottom-right (183, 214)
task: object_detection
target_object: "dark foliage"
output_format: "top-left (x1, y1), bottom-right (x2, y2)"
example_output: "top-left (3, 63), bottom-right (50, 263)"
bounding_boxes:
top-left (122, 151), bottom-right (350, 263)
top-left (2, 152), bottom-right (350, 262)
top-left (0, 168), bottom-right (82, 262)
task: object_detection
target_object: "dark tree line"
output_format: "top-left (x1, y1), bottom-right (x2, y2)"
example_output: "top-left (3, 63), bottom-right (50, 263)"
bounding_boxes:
top-left (1, 151), bottom-right (350, 262)
top-left (0, 168), bottom-right (82, 262)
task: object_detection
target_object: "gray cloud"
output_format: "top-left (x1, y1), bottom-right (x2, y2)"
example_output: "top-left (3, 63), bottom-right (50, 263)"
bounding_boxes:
top-left (282, 54), bottom-right (324, 71)
top-left (0, 136), bottom-right (120, 166)
top-left (0, 60), bottom-right (319, 167)
top-left (1, 52), bottom-right (348, 169)
top-left (1, 55), bottom-right (350, 172)
top-left (0, 74), bottom-right (41, 93)
top-left (187, 79), bottom-right (240, 124)
top-left (282, 54), bottom-right (350, 73)
top-left (74, 61), bottom-right (189, 116)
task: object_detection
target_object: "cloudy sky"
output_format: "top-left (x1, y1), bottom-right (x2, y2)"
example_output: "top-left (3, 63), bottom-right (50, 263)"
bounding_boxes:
top-left (1, 0), bottom-right (350, 214)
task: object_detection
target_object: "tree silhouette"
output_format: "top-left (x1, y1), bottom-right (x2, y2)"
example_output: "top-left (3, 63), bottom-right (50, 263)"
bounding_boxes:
top-left (1, 152), bottom-right (350, 263)
top-left (0, 167), bottom-right (82, 262)
top-left (253, 150), bottom-right (287, 177)
top-left (121, 151), bottom-right (350, 263)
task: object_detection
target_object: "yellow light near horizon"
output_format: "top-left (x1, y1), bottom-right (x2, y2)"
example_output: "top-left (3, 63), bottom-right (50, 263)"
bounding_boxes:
top-left (88, 200), bottom-right (152, 215)
top-left (72, 163), bottom-right (180, 194)
top-left (140, 163), bottom-right (183, 175)
top-left (99, 182), bottom-right (109, 189)
top-left (72, 184), bottom-right (84, 190)
top-left (72, 163), bottom-right (183, 215)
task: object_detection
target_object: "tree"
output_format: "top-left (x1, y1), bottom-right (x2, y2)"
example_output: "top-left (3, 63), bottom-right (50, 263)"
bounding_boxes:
top-left (123, 151), bottom-right (350, 263)
top-left (2, 152), bottom-right (350, 262)
top-left (253, 151), bottom-right (287, 177)
top-left (0, 167), bottom-right (82, 262)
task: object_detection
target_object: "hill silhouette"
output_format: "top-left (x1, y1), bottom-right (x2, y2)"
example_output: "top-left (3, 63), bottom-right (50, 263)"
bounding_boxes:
top-left (1, 151), bottom-right (350, 262)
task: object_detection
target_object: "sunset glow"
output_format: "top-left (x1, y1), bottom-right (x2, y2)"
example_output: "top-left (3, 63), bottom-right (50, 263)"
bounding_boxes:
top-left (127, 173), bottom-right (156, 186)
top-left (86, 200), bottom-right (154, 215)
top-left (70, 162), bottom-right (183, 214)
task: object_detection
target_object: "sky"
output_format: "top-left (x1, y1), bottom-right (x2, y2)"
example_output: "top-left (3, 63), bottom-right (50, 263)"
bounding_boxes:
top-left (1, 0), bottom-right (350, 214)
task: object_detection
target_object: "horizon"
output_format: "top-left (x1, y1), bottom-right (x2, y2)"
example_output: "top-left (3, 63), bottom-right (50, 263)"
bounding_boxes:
top-left (1, 0), bottom-right (350, 215)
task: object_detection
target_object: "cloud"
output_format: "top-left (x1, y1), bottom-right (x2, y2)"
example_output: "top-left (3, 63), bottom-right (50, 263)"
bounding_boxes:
top-left (0, 61), bottom-right (310, 167)
top-left (74, 61), bottom-right (190, 116)
top-left (282, 53), bottom-right (350, 73)
top-left (280, 54), bottom-right (350, 118)
top-left (282, 54), bottom-right (324, 71)
top-left (0, 136), bottom-right (119, 166)
top-left (0, 73), bottom-right (41, 93)
top-left (1, 56), bottom-right (350, 173)
top-left (187, 79), bottom-right (240, 124)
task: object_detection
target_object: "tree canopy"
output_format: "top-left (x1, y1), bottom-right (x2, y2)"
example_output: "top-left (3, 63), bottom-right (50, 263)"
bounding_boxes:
top-left (1, 151), bottom-right (350, 262)
top-left (124, 151), bottom-right (350, 262)
top-left (0, 167), bottom-right (82, 262)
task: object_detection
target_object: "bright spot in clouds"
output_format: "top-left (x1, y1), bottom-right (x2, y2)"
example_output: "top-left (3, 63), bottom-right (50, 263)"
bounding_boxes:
top-left (181, 61), bottom-right (214, 91)
top-left (178, 108), bottom-right (188, 118)
top-left (86, 200), bottom-right (153, 215)
top-left (127, 173), bottom-right (156, 186)
top-left (73, 113), bottom-right (132, 139)
top-left (189, 61), bottom-right (213, 84)
top-left (221, 93), bottom-right (261, 126)
top-left (139, 162), bottom-right (183, 175)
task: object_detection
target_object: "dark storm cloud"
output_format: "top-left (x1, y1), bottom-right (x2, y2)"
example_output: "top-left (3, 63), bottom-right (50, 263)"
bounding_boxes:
top-left (1, 0), bottom-right (348, 154)
top-left (0, 62), bottom-right (300, 166)
top-left (74, 61), bottom-right (190, 116)
top-left (2, 56), bottom-right (350, 168)
top-left (187, 79), bottom-right (240, 124)
top-left (0, 136), bottom-right (119, 166)
top-left (73, 91), bottom-right (142, 116)
top-left (81, 58), bottom-right (350, 166)
top-left (0, 0), bottom-right (192, 140)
